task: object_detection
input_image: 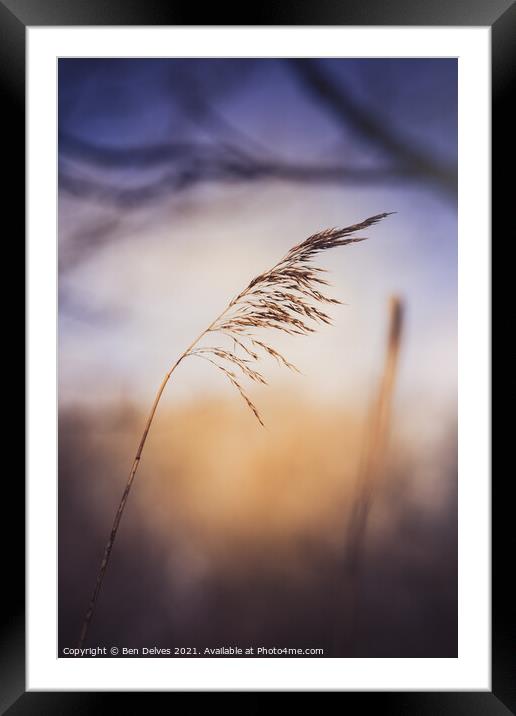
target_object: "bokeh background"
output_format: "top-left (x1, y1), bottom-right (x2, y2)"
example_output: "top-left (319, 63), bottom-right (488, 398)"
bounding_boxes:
top-left (58, 58), bottom-right (457, 657)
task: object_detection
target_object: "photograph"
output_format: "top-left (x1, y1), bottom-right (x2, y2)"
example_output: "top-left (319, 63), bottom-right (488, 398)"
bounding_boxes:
top-left (57, 57), bottom-right (458, 659)
top-left (0, 0), bottom-right (505, 705)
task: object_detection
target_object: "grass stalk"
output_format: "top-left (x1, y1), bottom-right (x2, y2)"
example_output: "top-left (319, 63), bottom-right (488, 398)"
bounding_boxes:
top-left (77, 213), bottom-right (391, 647)
top-left (335, 295), bottom-right (404, 654)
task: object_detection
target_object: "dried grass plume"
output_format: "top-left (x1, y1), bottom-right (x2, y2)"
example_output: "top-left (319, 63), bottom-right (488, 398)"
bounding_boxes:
top-left (78, 211), bottom-right (393, 647)
top-left (187, 212), bottom-right (394, 425)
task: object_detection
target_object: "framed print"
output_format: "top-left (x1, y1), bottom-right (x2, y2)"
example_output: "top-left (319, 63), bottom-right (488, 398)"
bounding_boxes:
top-left (3, 0), bottom-right (512, 711)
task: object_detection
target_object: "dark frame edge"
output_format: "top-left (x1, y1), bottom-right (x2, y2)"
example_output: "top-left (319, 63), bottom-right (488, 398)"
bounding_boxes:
top-left (0, 2), bottom-right (26, 715)
top-left (491, 2), bottom-right (516, 714)
top-left (0, 0), bottom-right (515, 26)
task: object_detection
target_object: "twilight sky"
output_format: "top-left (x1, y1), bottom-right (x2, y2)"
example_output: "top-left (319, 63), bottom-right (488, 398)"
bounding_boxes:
top-left (58, 58), bottom-right (457, 440)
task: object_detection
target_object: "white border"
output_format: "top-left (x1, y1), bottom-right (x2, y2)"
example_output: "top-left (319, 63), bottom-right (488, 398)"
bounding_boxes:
top-left (27, 27), bottom-right (490, 691)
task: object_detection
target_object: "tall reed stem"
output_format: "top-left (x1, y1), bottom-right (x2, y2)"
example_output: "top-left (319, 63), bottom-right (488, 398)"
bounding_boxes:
top-left (78, 316), bottom-right (226, 648)
top-left (346, 295), bottom-right (404, 572)
top-left (333, 295), bottom-right (404, 654)
top-left (77, 213), bottom-right (390, 647)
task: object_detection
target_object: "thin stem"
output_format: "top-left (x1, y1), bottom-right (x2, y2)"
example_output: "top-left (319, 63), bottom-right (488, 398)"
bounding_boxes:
top-left (346, 295), bottom-right (404, 574)
top-left (331, 295), bottom-right (403, 656)
top-left (78, 214), bottom-right (388, 647)
top-left (78, 310), bottom-right (230, 648)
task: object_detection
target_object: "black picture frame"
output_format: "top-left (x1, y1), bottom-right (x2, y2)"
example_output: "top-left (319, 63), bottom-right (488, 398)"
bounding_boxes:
top-left (3, 0), bottom-right (512, 711)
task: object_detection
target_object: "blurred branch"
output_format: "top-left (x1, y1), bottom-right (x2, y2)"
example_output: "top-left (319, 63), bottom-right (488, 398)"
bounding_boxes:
top-left (287, 60), bottom-right (457, 198)
top-left (59, 60), bottom-right (456, 270)
top-left (60, 132), bottom-right (414, 209)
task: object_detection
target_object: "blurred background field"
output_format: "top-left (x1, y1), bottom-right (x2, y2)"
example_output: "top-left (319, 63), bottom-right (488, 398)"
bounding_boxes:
top-left (58, 58), bottom-right (457, 656)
